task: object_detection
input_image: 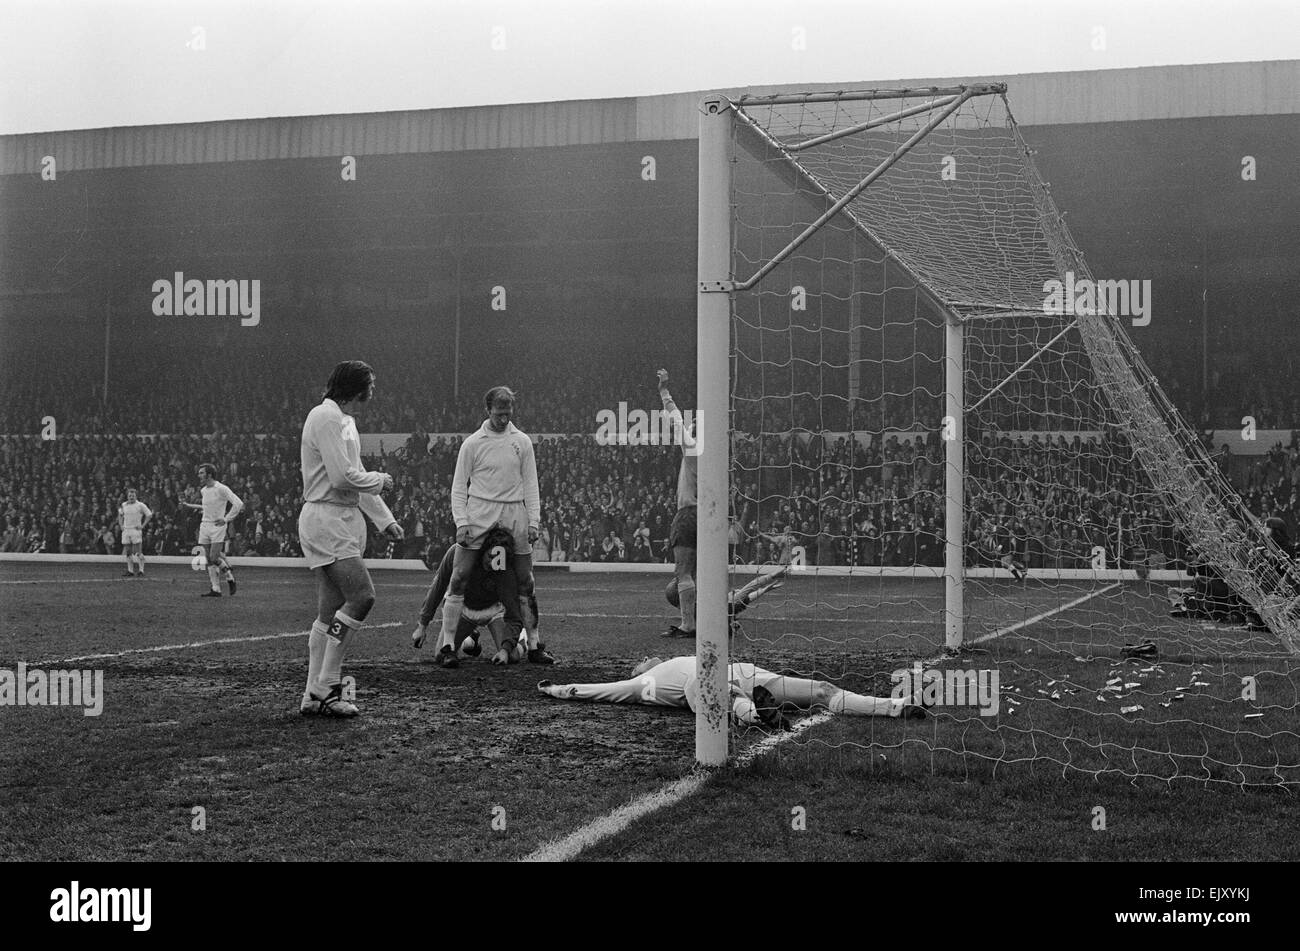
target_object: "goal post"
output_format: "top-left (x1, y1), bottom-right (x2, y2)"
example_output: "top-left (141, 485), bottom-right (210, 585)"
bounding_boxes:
top-left (695, 95), bottom-right (732, 766)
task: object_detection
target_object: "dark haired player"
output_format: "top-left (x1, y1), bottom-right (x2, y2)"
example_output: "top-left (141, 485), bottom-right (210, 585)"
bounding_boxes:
top-left (440, 385), bottom-right (554, 665)
top-left (297, 360), bottom-right (404, 717)
top-left (412, 525), bottom-right (529, 667)
top-left (181, 463), bottom-right (243, 596)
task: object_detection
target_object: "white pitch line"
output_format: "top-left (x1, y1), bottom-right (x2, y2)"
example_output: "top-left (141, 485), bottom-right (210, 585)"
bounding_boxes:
top-left (522, 581), bottom-right (1124, 863)
top-left (0, 577), bottom-right (144, 585)
top-left (520, 711), bottom-right (831, 863)
top-left (922, 582), bottom-right (1122, 665)
top-left (49, 622), bottom-right (403, 664)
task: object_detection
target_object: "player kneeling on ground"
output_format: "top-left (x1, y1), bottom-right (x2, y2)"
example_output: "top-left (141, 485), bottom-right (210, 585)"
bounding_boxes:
top-left (412, 525), bottom-right (546, 668)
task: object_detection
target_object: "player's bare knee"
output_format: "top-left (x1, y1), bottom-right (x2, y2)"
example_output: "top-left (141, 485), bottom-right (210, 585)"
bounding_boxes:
top-left (347, 592), bottom-right (375, 620)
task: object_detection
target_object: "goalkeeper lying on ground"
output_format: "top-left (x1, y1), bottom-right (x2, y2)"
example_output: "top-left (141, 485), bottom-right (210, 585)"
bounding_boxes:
top-left (537, 566), bottom-right (925, 727)
top-left (537, 656), bottom-right (926, 728)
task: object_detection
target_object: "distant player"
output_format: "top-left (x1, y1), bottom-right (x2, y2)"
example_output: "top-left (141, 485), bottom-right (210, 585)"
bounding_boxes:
top-left (117, 488), bottom-right (153, 578)
top-left (758, 526), bottom-right (798, 567)
top-left (411, 524), bottom-right (528, 667)
top-left (441, 386), bottom-right (554, 665)
top-left (181, 464), bottom-right (244, 597)
top-left (538, 655), bottom-right (925, 727)
top-left (994, 520), bottom-right (1027, 581)
top-left (657, 368), bottom-right (698, 638)
top-left (297, 360), bottom-right (404, 717)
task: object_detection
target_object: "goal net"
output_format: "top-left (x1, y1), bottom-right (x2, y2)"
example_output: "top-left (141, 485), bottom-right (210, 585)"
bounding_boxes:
top-left (694, 86), bottom-right (1300, 786)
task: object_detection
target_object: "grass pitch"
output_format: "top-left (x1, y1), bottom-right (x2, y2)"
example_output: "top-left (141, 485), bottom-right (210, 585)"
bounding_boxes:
top-left (3, 562), bottom-right (1297, 861)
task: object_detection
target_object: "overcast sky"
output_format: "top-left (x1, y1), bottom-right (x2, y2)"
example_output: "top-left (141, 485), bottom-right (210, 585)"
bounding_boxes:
top-left (2, 0), bottom-right (1297, 135)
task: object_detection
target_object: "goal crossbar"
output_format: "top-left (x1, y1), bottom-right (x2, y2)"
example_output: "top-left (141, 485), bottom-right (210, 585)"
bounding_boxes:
top-left (736, 83), bottom-right (1007, 106)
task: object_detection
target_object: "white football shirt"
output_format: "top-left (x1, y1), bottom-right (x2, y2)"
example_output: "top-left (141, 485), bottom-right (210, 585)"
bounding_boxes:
top-left (120, 500), bottom-right (152, 531)
top-left (200, 482), bottom-right (242, 523)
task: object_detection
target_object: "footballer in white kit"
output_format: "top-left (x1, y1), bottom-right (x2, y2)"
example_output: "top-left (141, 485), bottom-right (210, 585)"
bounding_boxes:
top-left (117, 488), bottom-right (153, 577)
top-left (181, 463), bottom-right (244, 597)
top-left (538, 655), bottom-right (924, 727)
top-left (439, 385), bottom-right (553, 665)
top-left (296, 360), bottom-right (403, 718)
top-left (536, 567), bottom-right (922, 725)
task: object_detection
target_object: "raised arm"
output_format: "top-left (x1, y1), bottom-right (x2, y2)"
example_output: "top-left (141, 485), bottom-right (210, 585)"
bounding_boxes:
top-left (657, 368), bottom-right (686, 445)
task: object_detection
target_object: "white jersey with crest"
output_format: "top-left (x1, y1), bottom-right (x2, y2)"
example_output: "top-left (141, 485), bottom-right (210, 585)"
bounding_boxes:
top-left (200, 482), bottom-right (242, 523)
top-left (119, 500), bottom-right (152, 531)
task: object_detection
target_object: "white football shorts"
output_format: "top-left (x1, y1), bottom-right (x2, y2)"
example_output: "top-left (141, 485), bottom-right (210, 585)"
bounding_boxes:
top-left (461, 602), bottom-right (506, 625)
top-left (298, 502), bottom-right (366, 569)
top-left (462, 498), bottom-right (531, 555)
top-left (197, 522), bottom-right (228, 546)
top-left (120, 529), bottom-right (143, 546)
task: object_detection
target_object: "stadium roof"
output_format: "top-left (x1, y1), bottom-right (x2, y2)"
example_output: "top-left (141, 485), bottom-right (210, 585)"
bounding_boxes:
top-left (1, 60), bottom-right (1297, 175)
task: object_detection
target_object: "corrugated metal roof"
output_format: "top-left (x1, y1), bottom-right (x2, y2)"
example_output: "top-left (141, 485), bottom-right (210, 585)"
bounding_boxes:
top-left (2, 60), bottom-right (1295, 175)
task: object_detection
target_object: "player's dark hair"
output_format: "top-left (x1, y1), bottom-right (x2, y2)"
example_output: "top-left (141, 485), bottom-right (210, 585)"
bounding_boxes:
top-left (484, 385), bottom-right (516, 410)
top-left (481, 525), bottom-right (515, 569)
top-left (324, 360), bottom-right (375, 404)
top-left (198, 463), bottom-right (216, 479)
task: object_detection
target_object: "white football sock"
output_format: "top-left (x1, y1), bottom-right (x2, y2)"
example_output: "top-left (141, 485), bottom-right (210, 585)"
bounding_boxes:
top-left (830, 689), bottom-right (897, 717)
top-left (439, 595), bottom-right (464, 652)
top-left (678, 577), bottom-right (696, 632)
top-left (318, 611), bottom-right (362, 690)
top-left (306, 620), bottom-right (329, 697)
top-left (207, 565), bottom-right (220, 591)
top-left (135, 553), bottom-right (145, 574)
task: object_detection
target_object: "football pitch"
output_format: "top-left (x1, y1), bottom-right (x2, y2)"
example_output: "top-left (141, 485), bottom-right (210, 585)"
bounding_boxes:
top-left (3, 561), bottom-right (1298, 862)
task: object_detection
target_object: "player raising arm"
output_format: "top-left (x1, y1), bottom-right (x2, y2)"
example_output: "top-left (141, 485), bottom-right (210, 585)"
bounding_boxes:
top-left (657, 368), bottom-right (699, 638)
top-left (440, 386), bottom-right (554, 665)
top-left (297, 360), bottom-right (403, 718)
top-left (182, 464), bottom-right (243, 596)
top-left (118, 488), bottom-right (153, 578)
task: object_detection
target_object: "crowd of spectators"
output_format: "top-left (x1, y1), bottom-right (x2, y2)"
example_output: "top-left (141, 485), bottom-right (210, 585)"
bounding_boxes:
top-left (7, 419), bottom-right (1265, 571)
top-left (4, 305), bottom-right (1296, 568)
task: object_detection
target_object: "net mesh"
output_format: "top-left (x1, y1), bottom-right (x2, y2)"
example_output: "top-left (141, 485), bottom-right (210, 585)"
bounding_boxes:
top-left (724, 88), bottom-right (1300, 786)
